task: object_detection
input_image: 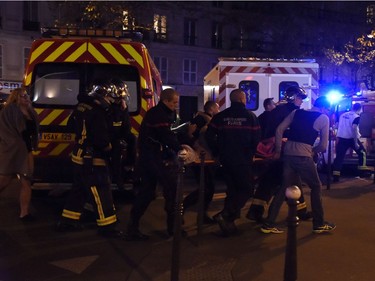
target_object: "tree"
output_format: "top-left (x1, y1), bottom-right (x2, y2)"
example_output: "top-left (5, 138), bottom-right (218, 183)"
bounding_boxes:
top-left (324, 33), bottom-right (375, 90)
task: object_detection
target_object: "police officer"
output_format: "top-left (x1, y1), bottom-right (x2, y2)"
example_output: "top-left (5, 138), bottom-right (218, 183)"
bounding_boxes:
top-left (126, 88), bottom-right (186, 240)
top-left (57, 80), bottom-right (124, 238)
top-left (206, 89), bottom-right (260, 237)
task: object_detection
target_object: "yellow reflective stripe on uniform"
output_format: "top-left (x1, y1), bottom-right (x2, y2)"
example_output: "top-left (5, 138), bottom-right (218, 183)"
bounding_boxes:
top-left (251, 198), bottom-right (268, 207)
top-left (45, 42), bottom-right (74, 62)
top-left (122, 44), bottom-right (144, 68)
top-left (333, 171), bottom-right (340, 176)
top-left (78, 120), bottom-right (87, 145)
top-left (66, 43), bottom-right (86, 62)
top-left (29, 41), bottom-right (54, 64)
top-left (88, 43), bottom-right (109, 63)
top-left (97, 215), bottom-right (117, 226)
top-left (113, 121), bottom-right (122, 127)
top-left (102, 43), bottom-right (129, 64)
top-left (62, 209), bottom-right (81, 220)
top-left (297, 201), bottom-right (307, 210)
top-left (71, 155), bottom-right (106, 166)
top-left (91, 185), bottom-right (105, 220)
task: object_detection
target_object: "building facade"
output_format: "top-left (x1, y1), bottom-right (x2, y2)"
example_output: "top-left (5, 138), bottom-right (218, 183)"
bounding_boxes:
top-left (0, 1), bottom-right (373, 120)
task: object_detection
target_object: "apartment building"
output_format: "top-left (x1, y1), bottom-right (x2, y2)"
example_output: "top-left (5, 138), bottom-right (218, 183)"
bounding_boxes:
top-left (0, 1), bottom-right (372, 121)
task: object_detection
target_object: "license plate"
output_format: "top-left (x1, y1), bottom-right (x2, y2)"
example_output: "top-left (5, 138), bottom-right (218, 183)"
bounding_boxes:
top-left (41, 133), bottom-right (74, 141)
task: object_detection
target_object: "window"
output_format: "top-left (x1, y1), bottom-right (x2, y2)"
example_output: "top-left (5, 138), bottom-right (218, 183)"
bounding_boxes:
top-left (239, 81), bottom-right (259, 111)
top-left (122, 10), bottom-right (135, 30)
top-left (279, 81), bottom-right (299, 101)
top-left (184, 18), bottom-right (196, 46)
top-left (153, 56), bottom-right (168, 83)
top-left (23, 1), bottom-right (39, 31)
top-left (0, 45), bottom-right (2, 78)
top-left (154, 14), bottom-right (167, 42)
top-left (211, 22), bottom-right (222, 48)
top-left (23, 47), bottom-right (30, 70)
top-left (183, 59), bottom-right (197, 85)
top-left (367, 4), bottom-right (375, 24)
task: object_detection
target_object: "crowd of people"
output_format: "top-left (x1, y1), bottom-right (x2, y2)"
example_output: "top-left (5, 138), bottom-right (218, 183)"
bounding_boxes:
top-left (8, 82), bottom-right (369, 240)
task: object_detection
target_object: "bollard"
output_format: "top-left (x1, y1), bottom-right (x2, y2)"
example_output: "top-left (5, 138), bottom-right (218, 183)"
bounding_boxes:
top-left (284, 185), bottom-right (301, 281)
top-left (170, 158), bottom-right (185, 281)
top-left (196, 151), bottom-right (206, 243)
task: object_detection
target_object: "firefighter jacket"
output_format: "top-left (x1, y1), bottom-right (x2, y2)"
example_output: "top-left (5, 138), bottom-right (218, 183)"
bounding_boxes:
top-left (70, 101), bottom-right (112, 166)
top-left (110, 103), bottom-right (133, 144)
top-left (138, 101), bottom-right (182, 162)
top-left (205, 102), bottom-right (260, 166)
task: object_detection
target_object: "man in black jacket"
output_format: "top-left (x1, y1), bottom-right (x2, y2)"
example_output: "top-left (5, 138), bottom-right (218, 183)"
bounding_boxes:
top-left (126, 88), bottom-right (186, 240)
top-left (206, 89), bottom-right (260, 236)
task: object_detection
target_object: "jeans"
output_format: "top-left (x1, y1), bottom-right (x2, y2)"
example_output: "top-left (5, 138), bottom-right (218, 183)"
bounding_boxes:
top-left (265, 155), bottom-right (324, 228)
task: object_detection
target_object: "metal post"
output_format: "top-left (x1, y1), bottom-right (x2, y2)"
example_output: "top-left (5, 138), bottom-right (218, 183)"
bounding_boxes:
top-left (284, 185), bottom-right (301, 281)
top-left (326, 127), bottom-right (332, 190)
top-left (170, 158), bottom-right (185, 281)
top-left (197, 151), bottom-right (206, 243)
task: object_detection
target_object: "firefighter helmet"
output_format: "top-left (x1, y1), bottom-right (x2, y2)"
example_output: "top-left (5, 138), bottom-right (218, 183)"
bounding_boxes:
top-left (284, 86), bottom-right (307, 102)
top-left (88, 81), bottom-right (111, 100)
top-left (108, 78), bottom-right (128, 99)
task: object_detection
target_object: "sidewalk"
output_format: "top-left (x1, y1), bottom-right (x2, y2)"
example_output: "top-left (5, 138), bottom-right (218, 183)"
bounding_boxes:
top-left (1, 175), bottom-right (375, 281)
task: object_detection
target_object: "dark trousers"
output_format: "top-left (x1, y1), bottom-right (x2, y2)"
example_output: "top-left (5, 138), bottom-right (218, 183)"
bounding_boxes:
top-left (333, 137), bottom-right (367, 177)
top-left (62, 163), bottom-right (117, 227)
top-left (183, 165), bottom-right (216, 212)
top-left (129, 158), bottom-right (178, 232)
top-left (221, 164), bottom-right (255, 222)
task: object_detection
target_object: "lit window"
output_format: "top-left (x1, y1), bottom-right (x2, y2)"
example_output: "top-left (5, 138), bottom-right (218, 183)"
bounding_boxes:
top-left (154, 56), bottom-right (168, 83)
top-left (122, 10), bottom-right (135, 30)
top-left (183, 59), bottom-right (197, 85)
top-left (154, 14), bottom-right (167, 41)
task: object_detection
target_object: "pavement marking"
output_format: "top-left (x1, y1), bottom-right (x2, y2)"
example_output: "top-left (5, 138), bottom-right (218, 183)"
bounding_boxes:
top-left (49, 255), bottom-right (99, 274)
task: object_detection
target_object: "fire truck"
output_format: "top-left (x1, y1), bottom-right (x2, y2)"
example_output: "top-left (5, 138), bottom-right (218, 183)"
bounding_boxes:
top-left (24, 27), bottom-right (162, 184)
top-left (203, 57), bottom-right (319, 116)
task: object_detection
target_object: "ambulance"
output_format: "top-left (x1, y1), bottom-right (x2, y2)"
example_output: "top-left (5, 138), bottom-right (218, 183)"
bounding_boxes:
top-left (203, 57), bottom-right (320, 116)
top-left (24, 27), bottom-right (162, 184)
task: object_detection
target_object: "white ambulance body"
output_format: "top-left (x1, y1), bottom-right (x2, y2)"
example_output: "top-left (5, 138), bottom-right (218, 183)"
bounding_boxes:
top-left (204, 57), bottom-right (319, 116)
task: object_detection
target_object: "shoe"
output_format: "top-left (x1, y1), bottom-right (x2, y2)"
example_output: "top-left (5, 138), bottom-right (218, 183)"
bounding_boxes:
top-left (260, 224), bottom-right (284, 234)
top-left (313, 222), bottom-right (336, 234)
top-left (213, 213), bottom-right (238, 237)
top-left (125, 229), bottom-right (150, 241)
top-left (98, 228), bottom-right (126, 239)
top-left (19, 214), bottom-right (36, 222)
top-left (299, 211), bottom-right (313, 221)
top-left (55, 221), bottom-right (83, 232)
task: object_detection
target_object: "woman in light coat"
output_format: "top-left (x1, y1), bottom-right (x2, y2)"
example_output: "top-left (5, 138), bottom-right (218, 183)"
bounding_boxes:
top-left (0, 87), bottom-right (39, 220)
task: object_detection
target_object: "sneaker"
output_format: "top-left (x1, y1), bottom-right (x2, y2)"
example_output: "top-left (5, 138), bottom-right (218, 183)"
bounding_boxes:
top-left (313, 222), bottom-right (336, 234)
top-left (260, 225), bottom-right (284, 234)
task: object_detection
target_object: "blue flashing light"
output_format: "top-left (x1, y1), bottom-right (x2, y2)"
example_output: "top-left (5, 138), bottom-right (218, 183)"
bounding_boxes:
top-left (326, 90), bottom-right (343, 105)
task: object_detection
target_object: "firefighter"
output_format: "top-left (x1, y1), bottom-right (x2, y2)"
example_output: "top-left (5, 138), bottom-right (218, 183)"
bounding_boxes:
top-left (108, 78), bottom-right (136, 190)
top-left (247, 86), bottom-right (312, 224)
top-left (56, 81), bottom-right (124, 238)
top-left (206, 89), bottom-right (261, 237)
top-left (125, 88), bottom-right (188, 240)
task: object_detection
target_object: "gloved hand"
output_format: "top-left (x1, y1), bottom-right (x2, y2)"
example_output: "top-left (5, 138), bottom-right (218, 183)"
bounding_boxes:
top-left (177, 149), bottom-right (188, 161)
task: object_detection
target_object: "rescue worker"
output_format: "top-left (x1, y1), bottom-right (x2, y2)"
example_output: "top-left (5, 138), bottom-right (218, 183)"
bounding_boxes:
top-left (183, 101), bottom-right (220, 224)
top-left (56, 80), bottom-right (124, 238)
top-left (247, 86), bottom-right (311, 224)
top-left (332, 103), bottom-right (369, 182)
top-left (258, 97), bottom-right (276, 140)
top-left (206, 89), bottom-right (260, 237)
top-left (108, 78), bottom-right (137, 190)
top-left (125, 88), bottom-right (188, 240)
